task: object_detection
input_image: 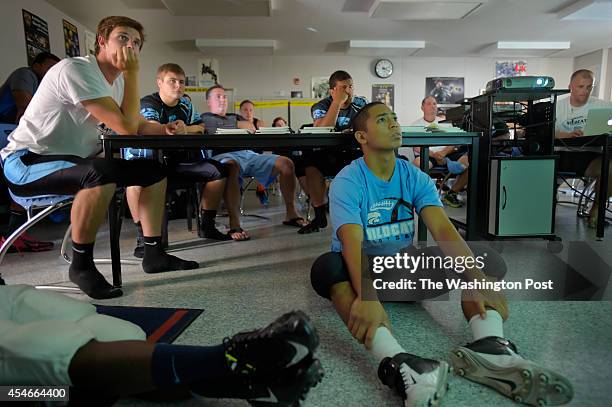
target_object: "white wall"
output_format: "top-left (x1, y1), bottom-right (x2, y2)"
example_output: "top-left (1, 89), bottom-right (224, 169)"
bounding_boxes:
top-left (604, 48), bottom-right (612, 101)
top-left (209, 55), bottom-right (573, 127)
top-left (138, 51), bottom-right (573, 127)
top-left (0, 2), bottom-right (575, 128)
top-left (0, 0), bottom-right (91, 79)
top-left (573, 49), bottom-right (605, 98)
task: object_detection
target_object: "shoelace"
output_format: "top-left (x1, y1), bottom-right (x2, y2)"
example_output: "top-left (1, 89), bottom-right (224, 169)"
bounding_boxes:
top-left (399, 364), bottom-right (416, 390)
top-left (223, 336), bottom-right (256, 375)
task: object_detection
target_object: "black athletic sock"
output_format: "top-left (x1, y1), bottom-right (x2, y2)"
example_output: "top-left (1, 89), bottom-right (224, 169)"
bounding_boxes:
top-left (200, 210), bottom-right (231, 240)
top-left (151, 343), bottom-right (230, 389)
top-left (69, 242), bottom-right (122, 299)
top-left (142, 236), bottom-right (200, 274)
top-left (71, 241), bottom-right (95, 270)
top-left (298, 205), bottom-right (328, 234)
top-left (312, 205), bottom-right (328, 228)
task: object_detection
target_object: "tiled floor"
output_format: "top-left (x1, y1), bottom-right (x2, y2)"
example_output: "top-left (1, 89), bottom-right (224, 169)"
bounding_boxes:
top-left (1, 192), bottom-right (611, 407)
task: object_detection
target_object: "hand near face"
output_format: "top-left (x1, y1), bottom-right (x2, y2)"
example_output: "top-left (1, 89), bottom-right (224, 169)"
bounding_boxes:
top-left (331, 85), bottom-right (350, 106)
top-left (111, 46), bottom-right (139, 74)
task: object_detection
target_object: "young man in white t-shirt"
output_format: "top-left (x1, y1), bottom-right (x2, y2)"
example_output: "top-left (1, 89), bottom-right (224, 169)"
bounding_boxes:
top-left (411, 96), bottom-right (469, 208)
top-left (555, 69), bottom-right (612, 228)
top-left (1, 16), bottom-right (200, 299)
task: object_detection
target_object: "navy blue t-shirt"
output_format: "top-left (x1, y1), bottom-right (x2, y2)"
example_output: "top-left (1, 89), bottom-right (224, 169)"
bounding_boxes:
top-left (311, 96), bottom-right (368, 131)
top-left (124, 92), bottom-right (203, 161)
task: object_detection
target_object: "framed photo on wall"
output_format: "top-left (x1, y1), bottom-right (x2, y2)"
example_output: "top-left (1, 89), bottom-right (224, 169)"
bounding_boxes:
top-left (198, 58), bottom-right (219, 88)
top-left (425, 77), bottom-right (464, 105)
top-left (22, 9), bottom-right (50, 65)
top-left (63, 19), bottom-right (80, 57)
top-left (495, 61), bottom-right (527, 78)
top-left (372, 84), bottom-right (394, 110)
top-left (311, 77), bottom-right (329, 99)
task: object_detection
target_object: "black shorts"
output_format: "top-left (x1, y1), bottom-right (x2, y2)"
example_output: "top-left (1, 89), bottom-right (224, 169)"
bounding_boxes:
top-left (311, 243), bottom-right (506, 301)
top-left (3, 152), bottom-right (167, 197)
top-left (168, 159), bottom-right (228, 184)
top-left (558, 151), bottom-right (600, 176)
top-left (302, 149), bottom-right (363, 177)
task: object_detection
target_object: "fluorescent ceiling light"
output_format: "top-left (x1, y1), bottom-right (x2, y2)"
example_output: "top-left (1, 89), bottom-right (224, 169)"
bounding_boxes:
top-left (558, 0), bottom-right (612, 21)
top-left (369, 0), bottom-right (486, 20)
top-left (346, 40), bottom-right (425, 56)
top-left (195, 39), bottom-right (276, 55)
top-left (497, 41), bottom-right (571, 50)
top-left (349, 40), bottom-right (425, 48)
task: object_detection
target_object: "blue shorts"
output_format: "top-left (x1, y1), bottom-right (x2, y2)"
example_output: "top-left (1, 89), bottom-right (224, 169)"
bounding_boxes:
top-left (212, 150), bottom-right (279, 186)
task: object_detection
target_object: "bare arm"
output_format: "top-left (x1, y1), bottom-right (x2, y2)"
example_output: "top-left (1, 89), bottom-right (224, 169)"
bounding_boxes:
top-left (338, 223), bottom-right (391, 348)
top-left (314, 86), bottom-right (350, 127)
top-left (555, 129), bottom-right (583, 139)
top-left (338, 224), bottom-right (366, 298)
top-left (420, 206), bottom-right (508, 319)
top-left (81, 46), bottom-right (140, 134)
top-left (137, 118), bottom-right (183, 135)
top-left (314, 100), bottom-right (342, 127)
top-left (436, 146), bottom-right (457, 158)
top-left (185, 124), bottom-right (205, 134)
top-left (237, 120), bottom-right (256, 132)
top-left (82, 96), bottom-right (140, 135)
top-left (11, 90), bottom-right (32, 123)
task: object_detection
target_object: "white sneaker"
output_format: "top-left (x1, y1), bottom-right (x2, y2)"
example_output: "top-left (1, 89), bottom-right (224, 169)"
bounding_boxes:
top-left (451, 336), bottom-right (573, 406)
top-left (378, 353), bottom-right (450, 407)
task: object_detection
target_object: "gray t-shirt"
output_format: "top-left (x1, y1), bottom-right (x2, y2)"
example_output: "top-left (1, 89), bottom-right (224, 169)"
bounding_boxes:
top-left (200, 112), bottom-right (243, 134)
top-left (0, 67), bottom-right (39, 123)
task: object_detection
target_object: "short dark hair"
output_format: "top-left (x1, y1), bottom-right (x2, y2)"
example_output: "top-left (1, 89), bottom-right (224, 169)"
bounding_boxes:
top-left (95, 16), bottom-right (145, 55)
top-left (206, 84), bottom-right (225, 100)
top-left (272, 117), bottom-right (286, 126)
top-left (570, 69), bottom-right (594, 82)
top-left (352, 101), bottom-right (385, 133)
top-left (31, 52), bottom-right (60, 66)
top-left (239, 99), bottom-right (254, 109)
top-left (156, 63), bottom-right (185, 79)
top-left (328, 70), bottom-right (352, 89)
top-left (421, 96), bottom-right (437, 106)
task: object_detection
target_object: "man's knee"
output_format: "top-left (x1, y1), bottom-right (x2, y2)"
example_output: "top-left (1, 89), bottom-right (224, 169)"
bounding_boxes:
top-left (224, 160), bottom-right (240, 175)
top-left (305, 165), bottom-right (323, 179)
top-left (275, 156), bottom-right (294, 175)
top-left (311, 252), bottom-right (349, 300)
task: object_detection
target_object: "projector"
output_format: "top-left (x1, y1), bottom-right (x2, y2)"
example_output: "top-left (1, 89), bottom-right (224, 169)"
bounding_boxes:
top-left (486, 76), bottom-right (555, 92)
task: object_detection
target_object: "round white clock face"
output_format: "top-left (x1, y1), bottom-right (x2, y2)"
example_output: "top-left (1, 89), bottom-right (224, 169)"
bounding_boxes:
top-left (375, 59), bottom-right (393, 78)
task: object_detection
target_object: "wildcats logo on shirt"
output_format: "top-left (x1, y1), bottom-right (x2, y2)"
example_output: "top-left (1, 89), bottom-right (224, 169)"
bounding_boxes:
top-left (563, 116), bottom-right (587, 130)
top-left (365, 197), bottom-right (415, 244)
top-left (365, 220), bottom-right (414, 242)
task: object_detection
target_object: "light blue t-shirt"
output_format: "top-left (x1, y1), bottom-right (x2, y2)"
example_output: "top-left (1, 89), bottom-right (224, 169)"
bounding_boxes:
top-left (330, 157), bottom-right (442, 255)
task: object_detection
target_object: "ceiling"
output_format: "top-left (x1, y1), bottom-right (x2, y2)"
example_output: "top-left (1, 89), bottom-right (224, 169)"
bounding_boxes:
top-left (45, 0), bottom-right (612, 58)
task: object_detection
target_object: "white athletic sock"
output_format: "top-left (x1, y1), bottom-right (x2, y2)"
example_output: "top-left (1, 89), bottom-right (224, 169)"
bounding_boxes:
top-left (468, 309), bottom-right (504, 341)
top-left (369, 327), bottom-right (406, 363)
